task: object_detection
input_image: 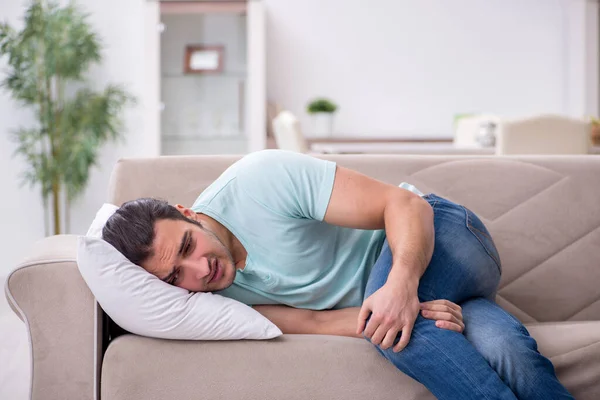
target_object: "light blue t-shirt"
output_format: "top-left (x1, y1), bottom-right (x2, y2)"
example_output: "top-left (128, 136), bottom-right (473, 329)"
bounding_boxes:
top-left (191, 150), bottom-right (420, 310)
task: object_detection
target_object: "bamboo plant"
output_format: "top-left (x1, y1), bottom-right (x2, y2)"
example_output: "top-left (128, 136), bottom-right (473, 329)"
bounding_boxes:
top-left (0, 0), bottom-right (134, 235)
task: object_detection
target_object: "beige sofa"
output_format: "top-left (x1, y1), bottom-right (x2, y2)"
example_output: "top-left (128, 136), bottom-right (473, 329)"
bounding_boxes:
top-left (5, 154), bottom-right (600, 400)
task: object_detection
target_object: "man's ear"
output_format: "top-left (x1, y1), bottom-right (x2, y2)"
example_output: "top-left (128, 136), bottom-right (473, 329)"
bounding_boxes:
top-left (175, 204), bottom-right (195, 219)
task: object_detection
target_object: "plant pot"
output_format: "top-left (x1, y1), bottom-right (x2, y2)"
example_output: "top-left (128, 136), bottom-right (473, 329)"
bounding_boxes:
top-left (311, 112), bottom-right (334, 137)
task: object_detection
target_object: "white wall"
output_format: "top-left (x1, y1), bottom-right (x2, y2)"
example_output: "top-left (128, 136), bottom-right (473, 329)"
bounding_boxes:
top-left (266, 0), bottom-right (599, 138)
top-left (585, 1), bottom-right (599, 115)
top-left (0, 0), bottom-right (159, 276)
top-left (0, 0), bottom-right (45, 276)
top-left (246, 0), bottom-right (267, 152)
top-left (71, 0), bottom-right (160, 234)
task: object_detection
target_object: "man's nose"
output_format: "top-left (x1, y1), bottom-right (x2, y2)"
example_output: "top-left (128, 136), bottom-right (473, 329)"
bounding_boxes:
top-left (181, 256), bottom-right (210, 280)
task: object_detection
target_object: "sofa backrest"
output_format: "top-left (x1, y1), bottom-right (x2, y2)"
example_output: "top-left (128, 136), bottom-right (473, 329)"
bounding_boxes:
top-left (108, 153), bottom-right (600, 323)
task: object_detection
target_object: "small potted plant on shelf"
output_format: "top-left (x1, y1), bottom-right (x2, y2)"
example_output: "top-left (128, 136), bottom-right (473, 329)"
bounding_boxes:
top-left (307, 98), bottom-right (338, 137)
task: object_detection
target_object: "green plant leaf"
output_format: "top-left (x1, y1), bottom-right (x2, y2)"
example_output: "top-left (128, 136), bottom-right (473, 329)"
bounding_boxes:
top-left (58, 84), bottom-right (134, 199)
top-left (307, 98), bottom-right (338, 114)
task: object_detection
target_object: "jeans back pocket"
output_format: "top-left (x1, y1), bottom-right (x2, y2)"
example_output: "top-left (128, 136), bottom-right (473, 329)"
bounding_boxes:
top-left (463, 206), bottom-right (502, 274)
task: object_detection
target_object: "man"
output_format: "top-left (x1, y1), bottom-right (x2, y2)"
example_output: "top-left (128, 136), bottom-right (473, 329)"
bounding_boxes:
top-left (103, 149), bottom-right (572, 400)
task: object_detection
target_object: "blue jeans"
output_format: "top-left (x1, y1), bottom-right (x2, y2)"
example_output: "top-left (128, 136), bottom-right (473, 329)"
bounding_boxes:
top-left (364, 194), bottom-right (573, 400)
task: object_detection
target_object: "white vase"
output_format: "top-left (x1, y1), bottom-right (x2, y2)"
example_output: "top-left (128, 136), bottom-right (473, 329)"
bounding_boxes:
top-left (312, 112), bottom-right (334, 137)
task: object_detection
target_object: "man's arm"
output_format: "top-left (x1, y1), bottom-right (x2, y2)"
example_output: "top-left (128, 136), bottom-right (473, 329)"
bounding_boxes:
top-left (252, 305), bottom-right (362, 338)
top-left (253, 301), bottom-right (464, 338)
top-left (323, 165), bottom-right (434, 289)
top-left (323, 165), bottom-right (435, 352)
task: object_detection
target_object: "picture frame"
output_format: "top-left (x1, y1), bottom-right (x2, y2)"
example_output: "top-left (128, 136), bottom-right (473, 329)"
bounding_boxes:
top-left (184, 45), bottom-right (224, 74)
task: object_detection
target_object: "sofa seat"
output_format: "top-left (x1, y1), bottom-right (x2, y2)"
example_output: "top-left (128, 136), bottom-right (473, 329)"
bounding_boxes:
top-left (101, 321), bottom-right (600, 400)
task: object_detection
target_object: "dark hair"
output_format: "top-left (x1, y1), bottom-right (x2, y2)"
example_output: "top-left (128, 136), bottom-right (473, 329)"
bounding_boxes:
top-left (102, 198), bottom-right (199, 266)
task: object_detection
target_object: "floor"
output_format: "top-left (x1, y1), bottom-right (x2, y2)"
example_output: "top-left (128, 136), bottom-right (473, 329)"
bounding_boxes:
top-left (0, 274), bottom-right (30, 400)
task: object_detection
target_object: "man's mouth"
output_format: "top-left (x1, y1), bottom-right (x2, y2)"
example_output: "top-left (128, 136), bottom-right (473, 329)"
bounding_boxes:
top-left (208, 258), bottom-right (221, 284)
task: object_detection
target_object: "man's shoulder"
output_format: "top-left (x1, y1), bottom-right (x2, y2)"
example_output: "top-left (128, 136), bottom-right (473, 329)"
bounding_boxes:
top-left (191, 168), bottom-right (237, 211)
top-left (236, 149), bottom-right (333, 179)
top-left (191, 151), bottom-right (283, 210)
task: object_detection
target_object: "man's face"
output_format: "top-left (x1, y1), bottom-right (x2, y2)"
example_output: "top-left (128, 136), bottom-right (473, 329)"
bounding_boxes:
top-left (142, 218), bottom-right (236, 292)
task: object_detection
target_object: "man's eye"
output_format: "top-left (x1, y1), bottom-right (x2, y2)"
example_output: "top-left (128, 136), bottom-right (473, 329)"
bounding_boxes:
top-left (185, 237), bottom-right (195, 256)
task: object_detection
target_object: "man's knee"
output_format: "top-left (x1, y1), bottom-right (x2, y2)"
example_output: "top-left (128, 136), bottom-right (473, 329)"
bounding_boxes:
top-left (464, 322), bottom-right (538, 370)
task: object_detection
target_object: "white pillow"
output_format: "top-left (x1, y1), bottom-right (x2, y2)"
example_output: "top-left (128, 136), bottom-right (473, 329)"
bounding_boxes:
top-left (76, 203), bottom-right (282, 340)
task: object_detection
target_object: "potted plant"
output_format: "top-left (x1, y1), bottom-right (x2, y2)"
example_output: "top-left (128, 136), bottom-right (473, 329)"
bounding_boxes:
top-left (306, 98), bottom-right (338, 137)
top-left (0, 0), bottom-right (134, 235)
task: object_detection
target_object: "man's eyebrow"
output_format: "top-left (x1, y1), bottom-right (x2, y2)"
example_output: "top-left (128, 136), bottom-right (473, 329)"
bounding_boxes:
top-left (161, 230), bottom-right (190, 282)
top-left (178, 230), bottom-right (190, 257)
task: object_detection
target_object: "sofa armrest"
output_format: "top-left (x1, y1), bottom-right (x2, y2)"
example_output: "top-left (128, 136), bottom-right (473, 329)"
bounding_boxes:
top-left (4, 234), bottom-right (101, 400)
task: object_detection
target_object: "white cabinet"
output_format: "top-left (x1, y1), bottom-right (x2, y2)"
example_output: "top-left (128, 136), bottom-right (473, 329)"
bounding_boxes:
top-left (146, 1), bottom-right (266, 155)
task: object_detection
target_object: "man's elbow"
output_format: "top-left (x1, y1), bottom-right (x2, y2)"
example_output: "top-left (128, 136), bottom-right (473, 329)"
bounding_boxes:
top-left (416, 195), bottom-right (434, 221)
top-left (392, 190), bottom-right (433, 220)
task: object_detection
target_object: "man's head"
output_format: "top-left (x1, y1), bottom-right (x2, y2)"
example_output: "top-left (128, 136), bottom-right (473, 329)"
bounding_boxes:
top-left (102, 198), bottom-right (236, 292)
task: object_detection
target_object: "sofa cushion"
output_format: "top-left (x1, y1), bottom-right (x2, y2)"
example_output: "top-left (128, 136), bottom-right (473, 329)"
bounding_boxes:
top-left (527, 321), bottom-right (600, 399)
top-left (101, 321), bottom-right (600, 400)
top-left (101, 334), bottom-right (436, 400)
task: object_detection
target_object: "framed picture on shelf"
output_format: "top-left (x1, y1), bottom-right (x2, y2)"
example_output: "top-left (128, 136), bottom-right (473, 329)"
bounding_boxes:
top-left (184, 45), bottom-right (224, 74)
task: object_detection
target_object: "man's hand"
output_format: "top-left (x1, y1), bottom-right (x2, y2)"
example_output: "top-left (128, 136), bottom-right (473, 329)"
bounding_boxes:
top-left (357, 278), bottom-right (420, 353)
top-left (420, 299), bottom-right (464, 333)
